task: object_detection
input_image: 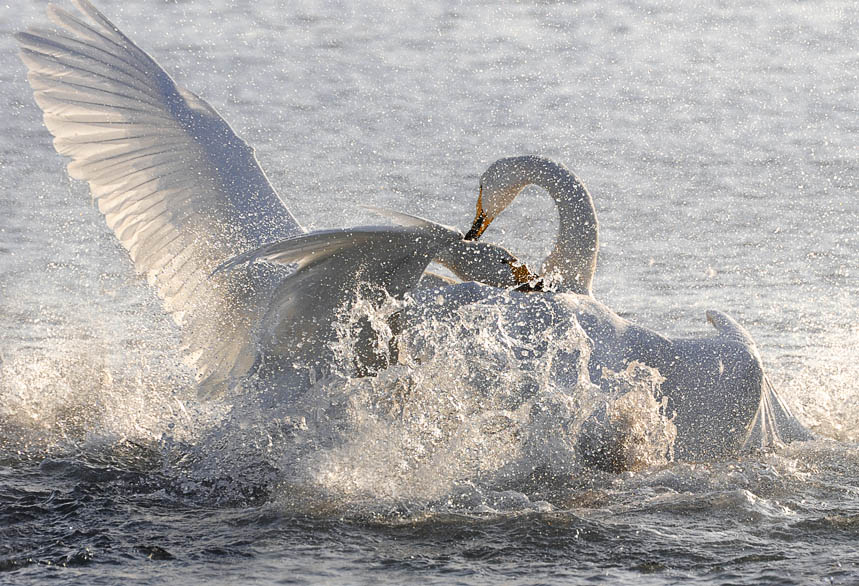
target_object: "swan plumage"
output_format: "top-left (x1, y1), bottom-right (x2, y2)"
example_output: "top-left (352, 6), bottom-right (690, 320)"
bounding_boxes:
top-left (457, 155), bottom-right (811, 460)
top-left (15, 0), bottom-right (524, 395)
top-left (16, 0), bottom-right (307, 393)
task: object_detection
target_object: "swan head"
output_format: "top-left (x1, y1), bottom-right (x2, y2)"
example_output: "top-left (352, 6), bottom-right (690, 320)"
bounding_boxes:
top-left (436, 239), bottom-right (539, 288)
top-left (464, 157), bottom-right (535, 241)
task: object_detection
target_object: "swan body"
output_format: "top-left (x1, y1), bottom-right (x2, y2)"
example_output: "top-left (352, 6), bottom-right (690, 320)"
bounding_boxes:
top-left (15, 0), bottom-right (524, 396)
top-left (458, 155), bottom-right (811, 461)
top-left (214, 222), bottom-right (465, 388)
top-left (573, 300), bottom-right (811, 460)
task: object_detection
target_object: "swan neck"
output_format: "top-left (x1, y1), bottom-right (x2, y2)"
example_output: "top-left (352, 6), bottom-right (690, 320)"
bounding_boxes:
top-left (519, 160), bottom-right (598, 295)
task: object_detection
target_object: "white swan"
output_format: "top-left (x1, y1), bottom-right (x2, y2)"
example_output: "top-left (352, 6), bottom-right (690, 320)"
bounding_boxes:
top-left (464, 155), bottom-right (598, 295)
top-left (16, 0), bottom-right (524, 396)
top-left (456, 155), bottom-right (811, 460)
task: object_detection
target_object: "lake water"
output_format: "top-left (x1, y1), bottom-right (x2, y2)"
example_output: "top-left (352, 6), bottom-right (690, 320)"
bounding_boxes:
top-left (1, 0), bottom-right (858, 583)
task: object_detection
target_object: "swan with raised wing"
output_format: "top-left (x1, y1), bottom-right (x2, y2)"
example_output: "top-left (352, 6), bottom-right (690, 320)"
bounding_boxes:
top-left (455, 155), bottom-right (811, 460)
top-left (15, 0), bottom-right (524, 396)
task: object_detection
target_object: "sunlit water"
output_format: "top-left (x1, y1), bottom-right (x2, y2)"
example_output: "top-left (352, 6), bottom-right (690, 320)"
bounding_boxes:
top-left (1, 0), bottom-right (858, 583)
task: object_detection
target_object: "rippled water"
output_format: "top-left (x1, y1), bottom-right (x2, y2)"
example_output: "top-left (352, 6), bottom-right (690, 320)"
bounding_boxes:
top-left (1, 0), bottom-right (858, 583)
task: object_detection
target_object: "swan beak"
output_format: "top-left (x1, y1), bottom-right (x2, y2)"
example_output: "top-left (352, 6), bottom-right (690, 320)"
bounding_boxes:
top-left (509, 261), bottom-right (544, 292)
top-left (464, 186), bottom-right (489, 240)
top-left (510, 262), bottom-right (534, 284)
top-left (464, 211), bottom-right (489, 240)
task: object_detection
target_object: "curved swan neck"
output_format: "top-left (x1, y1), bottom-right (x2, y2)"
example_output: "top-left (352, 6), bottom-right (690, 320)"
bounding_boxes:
top-left (492, 156), bottom-right (598, 295)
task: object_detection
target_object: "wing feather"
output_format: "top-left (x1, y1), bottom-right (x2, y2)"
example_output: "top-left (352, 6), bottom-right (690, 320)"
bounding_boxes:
top-left (18, 29), bottom-right (167, 99)
top-left (212, 225), bottom-right (461, 389)
top-left (17, 0), bottom-right (305, 395)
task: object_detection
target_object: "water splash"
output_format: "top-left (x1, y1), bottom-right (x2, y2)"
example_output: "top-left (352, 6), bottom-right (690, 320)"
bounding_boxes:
top-left (778, 324), bottom-right (859, 443)
top-left (578, 362), bottom-right (677, 473)
top-left (0, 343), bottom-right (209, 457)
top-left (1, 283), bottom-right (679, 512)
top-left (271, 285), bottom-right (674, 511)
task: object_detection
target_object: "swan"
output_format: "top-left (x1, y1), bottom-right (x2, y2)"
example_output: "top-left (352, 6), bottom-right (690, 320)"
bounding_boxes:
top-left (453, 155), bottom-right (811, 460)
top-left (15, 2), bottom-right (811, 458)
top-left (465, 155), bottom-right (598, 295)
top-left (15, 0), bottom-right (524, 396)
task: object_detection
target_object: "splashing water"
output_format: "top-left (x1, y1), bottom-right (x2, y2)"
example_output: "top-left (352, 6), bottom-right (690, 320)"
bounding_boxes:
top-left (778, 324), bottom-right (859, 443)
top-left (201, 283), bottom-right (674, 512)
top-left (0, 343), bottom-right (209, 457)
top-left (0, 281), bottom-right (676, 511)
top-left (577, 362), bottom-right (677, 474)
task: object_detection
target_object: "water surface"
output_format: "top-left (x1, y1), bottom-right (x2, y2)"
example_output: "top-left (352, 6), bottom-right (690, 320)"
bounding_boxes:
top-left (1, 0), bottom-right (858, 583)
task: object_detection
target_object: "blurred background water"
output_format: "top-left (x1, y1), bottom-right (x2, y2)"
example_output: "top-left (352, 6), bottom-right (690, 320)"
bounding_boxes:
top-left (0, 0), bottom-right (857, 583)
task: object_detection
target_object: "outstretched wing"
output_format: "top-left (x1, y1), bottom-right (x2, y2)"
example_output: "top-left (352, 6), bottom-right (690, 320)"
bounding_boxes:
top-left (16, 0), bottom-right (304, 394)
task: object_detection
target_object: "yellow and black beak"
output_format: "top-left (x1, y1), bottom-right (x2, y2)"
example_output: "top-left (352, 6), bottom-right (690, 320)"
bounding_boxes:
top-left (510, 261), bottom-right (533, 285)
top-left (509, 261), bottom-right (543, 292)
top-left (464, 186), bottom-right (490, 241)
top-left (464, 212), bottom-right (489, 241)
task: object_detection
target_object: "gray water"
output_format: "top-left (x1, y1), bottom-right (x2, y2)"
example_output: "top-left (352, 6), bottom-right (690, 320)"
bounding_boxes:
top-left (1, 0), bottom-right (858, 583)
